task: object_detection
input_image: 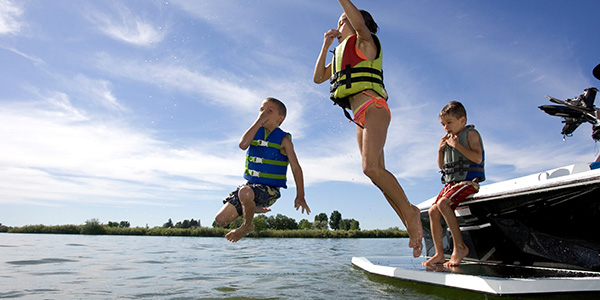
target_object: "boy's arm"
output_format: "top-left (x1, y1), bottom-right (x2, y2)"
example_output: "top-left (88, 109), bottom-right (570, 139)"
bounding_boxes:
top-left (438, 136), bottom-right (447, 169)
top-left (281, 136), bottom-right (311, 215)
top-left (239, 110), bottom-right (268, 150)
top-left (449, 130), bottom-right (483, 164)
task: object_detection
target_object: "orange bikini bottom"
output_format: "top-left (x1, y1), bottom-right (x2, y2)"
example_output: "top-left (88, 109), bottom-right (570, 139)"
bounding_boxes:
top-left (352, 91), bottom-right (391, 127)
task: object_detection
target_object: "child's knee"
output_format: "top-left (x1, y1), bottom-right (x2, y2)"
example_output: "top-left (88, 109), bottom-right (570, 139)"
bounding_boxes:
top-left (437, 198), bottom-right (453, 210)
top-left (428, 205), bottom-right (441, 218)
top-left (362, 164), bottom-right (383, 180)
top-left (238, 186), bottom-right (254, 202)
top-left (214, 214), bottom-right (229, 227)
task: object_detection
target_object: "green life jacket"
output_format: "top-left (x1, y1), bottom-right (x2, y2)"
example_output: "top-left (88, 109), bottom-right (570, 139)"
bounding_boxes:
top-left (441, 125), bottom-right (485, 183)
top-left (330, 34), bottom-right (387, 120)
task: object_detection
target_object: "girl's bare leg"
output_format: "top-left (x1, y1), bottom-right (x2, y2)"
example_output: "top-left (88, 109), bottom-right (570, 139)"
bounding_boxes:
top-left (357, 105), bottom-right (423, 257)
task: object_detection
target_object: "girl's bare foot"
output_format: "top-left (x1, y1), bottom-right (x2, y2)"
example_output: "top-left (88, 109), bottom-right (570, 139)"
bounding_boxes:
top-left (444, 245), bottom-right (469, 267)
top-left (407, 205), bottom-right (423, 257)
top-left (225, 224), bottom-right (254, 243)
top-left (422, 254), bottom-right (445, 267)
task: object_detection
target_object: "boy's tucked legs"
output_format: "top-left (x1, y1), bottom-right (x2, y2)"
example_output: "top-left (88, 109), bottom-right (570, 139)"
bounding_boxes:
top-left (215, 183), bottom-right (281, 243)
top-left (225, 186), bottom-right (256, 243)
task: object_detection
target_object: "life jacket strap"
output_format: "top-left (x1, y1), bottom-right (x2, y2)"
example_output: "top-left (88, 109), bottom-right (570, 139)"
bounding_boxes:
top-left (247, 155), bottom-right (289, 166)
top-left (251, 139), bottom-right (281, 149)
top-left (330, 66), bottom-right (384, 91)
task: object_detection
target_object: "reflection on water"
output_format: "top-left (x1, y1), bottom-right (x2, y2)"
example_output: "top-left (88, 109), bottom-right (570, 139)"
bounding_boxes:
top-left (1, 234), bottom-right (595, 299)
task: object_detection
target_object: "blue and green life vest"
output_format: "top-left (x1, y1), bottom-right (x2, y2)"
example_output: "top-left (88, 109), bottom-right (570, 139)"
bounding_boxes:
top-left (244, 127), bottom-right (290, 188)
top-left (441, 125), bottom-right (485, 184)
top-left (330, 34), bottom-right (388, 111)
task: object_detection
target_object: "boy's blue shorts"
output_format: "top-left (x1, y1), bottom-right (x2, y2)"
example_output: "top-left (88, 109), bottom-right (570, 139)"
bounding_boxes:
top-left (223, 182), bottom-right (281, 216)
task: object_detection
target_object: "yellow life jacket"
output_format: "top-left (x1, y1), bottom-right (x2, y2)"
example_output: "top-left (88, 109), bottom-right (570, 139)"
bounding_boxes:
top-left (330, 34), bottom-right (388, 111)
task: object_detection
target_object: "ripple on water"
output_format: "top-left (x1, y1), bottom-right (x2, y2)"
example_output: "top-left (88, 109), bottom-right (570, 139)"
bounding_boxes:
top-left (6, 258), bottom-right (78, 265)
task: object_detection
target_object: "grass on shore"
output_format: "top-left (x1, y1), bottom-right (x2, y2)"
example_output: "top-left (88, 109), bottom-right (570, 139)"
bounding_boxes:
top-left (2, 224), bottom-right (408, 239)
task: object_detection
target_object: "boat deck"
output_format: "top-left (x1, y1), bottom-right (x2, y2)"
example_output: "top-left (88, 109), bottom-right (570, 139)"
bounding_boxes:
top-left (352, 256), bottom-right (600, 295)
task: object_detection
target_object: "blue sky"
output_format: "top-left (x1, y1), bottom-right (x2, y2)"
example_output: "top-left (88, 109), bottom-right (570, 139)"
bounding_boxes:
top-left (1, 0), bottom-right (598, 230)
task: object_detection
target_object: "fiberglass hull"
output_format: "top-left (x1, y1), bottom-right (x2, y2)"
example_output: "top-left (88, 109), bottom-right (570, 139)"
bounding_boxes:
top-left (418, 163), bottom-right (600, 271)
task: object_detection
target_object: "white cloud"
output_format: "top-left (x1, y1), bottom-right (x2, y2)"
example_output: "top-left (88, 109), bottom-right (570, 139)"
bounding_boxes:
top-left (86, 2), bottom-right (165, 46)
top-left (93, 53), bottom-right (261, 112)
top-left (0, 46), bottom-right (44, 65)
top-left (0, 93), bottom-right (242, 206)
top-left (0, 0), bottom-right (23, 35)
top-left (72, 75), bottom-right (126, 112)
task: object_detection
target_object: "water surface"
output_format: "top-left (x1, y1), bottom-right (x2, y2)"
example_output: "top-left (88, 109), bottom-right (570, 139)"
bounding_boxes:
top-left (0, 233), bottom-right (592, 299)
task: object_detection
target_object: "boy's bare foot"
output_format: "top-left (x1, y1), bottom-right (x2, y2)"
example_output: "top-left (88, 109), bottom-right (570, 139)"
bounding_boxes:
top-left (407, 205), bottom-right (423, 257)
top-left (225, 224), bottom-right (254, 243)
top-left (444, 245), bottom-right (469, 267)
top-left (422, 254), bottom-right (445, 267)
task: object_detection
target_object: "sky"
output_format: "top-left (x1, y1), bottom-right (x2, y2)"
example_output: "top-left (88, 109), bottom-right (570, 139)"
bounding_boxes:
top-left (1, 0), bottom-right (599, 230)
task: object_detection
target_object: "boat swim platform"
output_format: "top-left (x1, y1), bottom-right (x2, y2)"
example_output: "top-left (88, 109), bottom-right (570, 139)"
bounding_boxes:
top-left (352, 256), bottom-right (600, 295)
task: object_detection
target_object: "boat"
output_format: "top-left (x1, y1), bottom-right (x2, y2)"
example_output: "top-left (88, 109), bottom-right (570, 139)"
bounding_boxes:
top-left (417, 162), bottom-right (600, 272)
top-left (416, 85), bottom-right (600, 272)
top-left (352, 256), bottom-right (600, 295)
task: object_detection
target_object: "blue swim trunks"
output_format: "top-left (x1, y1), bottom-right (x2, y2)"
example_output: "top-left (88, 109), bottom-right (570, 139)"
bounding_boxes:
top-left (223, 182), bottom-right (281, 216)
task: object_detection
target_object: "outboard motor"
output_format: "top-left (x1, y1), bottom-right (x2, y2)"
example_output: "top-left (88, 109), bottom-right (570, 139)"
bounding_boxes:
top-left (539, 87), bottom-right (599, 140)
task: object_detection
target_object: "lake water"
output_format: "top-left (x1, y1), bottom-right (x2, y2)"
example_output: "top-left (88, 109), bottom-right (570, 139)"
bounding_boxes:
top-left (0, 233), bottom-right (590, 299)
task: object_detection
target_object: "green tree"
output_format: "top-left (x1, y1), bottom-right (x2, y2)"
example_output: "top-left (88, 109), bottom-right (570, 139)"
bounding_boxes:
top-left (119, 221), bottom-right (130, 228)
top-left (189, 219), bottom-right (199, 228)
top-left (179, 220), bottom-right (190, 228)
top-left (81, 219), bottom-right (106, 235)
top-left (339, 219), bottom-right (360, 230)
top-left (163, 218), bottom-right (174, 228)
top-left (312, 220), bottom-right (328, 230)
top-left (253, 215), bottom-right (267, 232)
top-left (330, 210), bottom-right (342, 230)
top-left (267, 214), bottom-right (298, 230)
top-left (339, 219), bottom-right (350, 230)
top-left (229, 217), bottom-right (243, 229)
top-left (107, 221), bottom-right (119, 227)
top-left (313, 213), bottom-right (328, 230)
top-left (298, 219), bottom-right (312, 230)
top-left (349, 219), bottom-right (360, 231)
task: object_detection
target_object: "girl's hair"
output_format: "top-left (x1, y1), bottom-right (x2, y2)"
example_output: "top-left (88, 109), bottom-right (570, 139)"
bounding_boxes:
top-left (360, 10), bottom-right (378, 34)
top-left (440, 101), bottom-right (467, 120)
top-left (265, 97), bottom-right (287, 117)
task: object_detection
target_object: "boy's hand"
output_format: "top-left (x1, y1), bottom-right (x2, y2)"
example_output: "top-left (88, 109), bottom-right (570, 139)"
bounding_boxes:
top-left (439, 135), bottom-right (448, 151)
top-left (257, 109), bottom-right (270, 125)
top-left (255, 207), bottom-right (271, 214)
top-left (445, 134), bottom-right (459, 148)
top-left (294, 197), bottom-right (311, 215)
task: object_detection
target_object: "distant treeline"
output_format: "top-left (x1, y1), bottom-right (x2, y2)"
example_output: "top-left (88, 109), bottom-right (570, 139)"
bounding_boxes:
top-left (0, 211), bottom-right (409, 239)
top-left (3, 224), bottom-right (407, 238)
